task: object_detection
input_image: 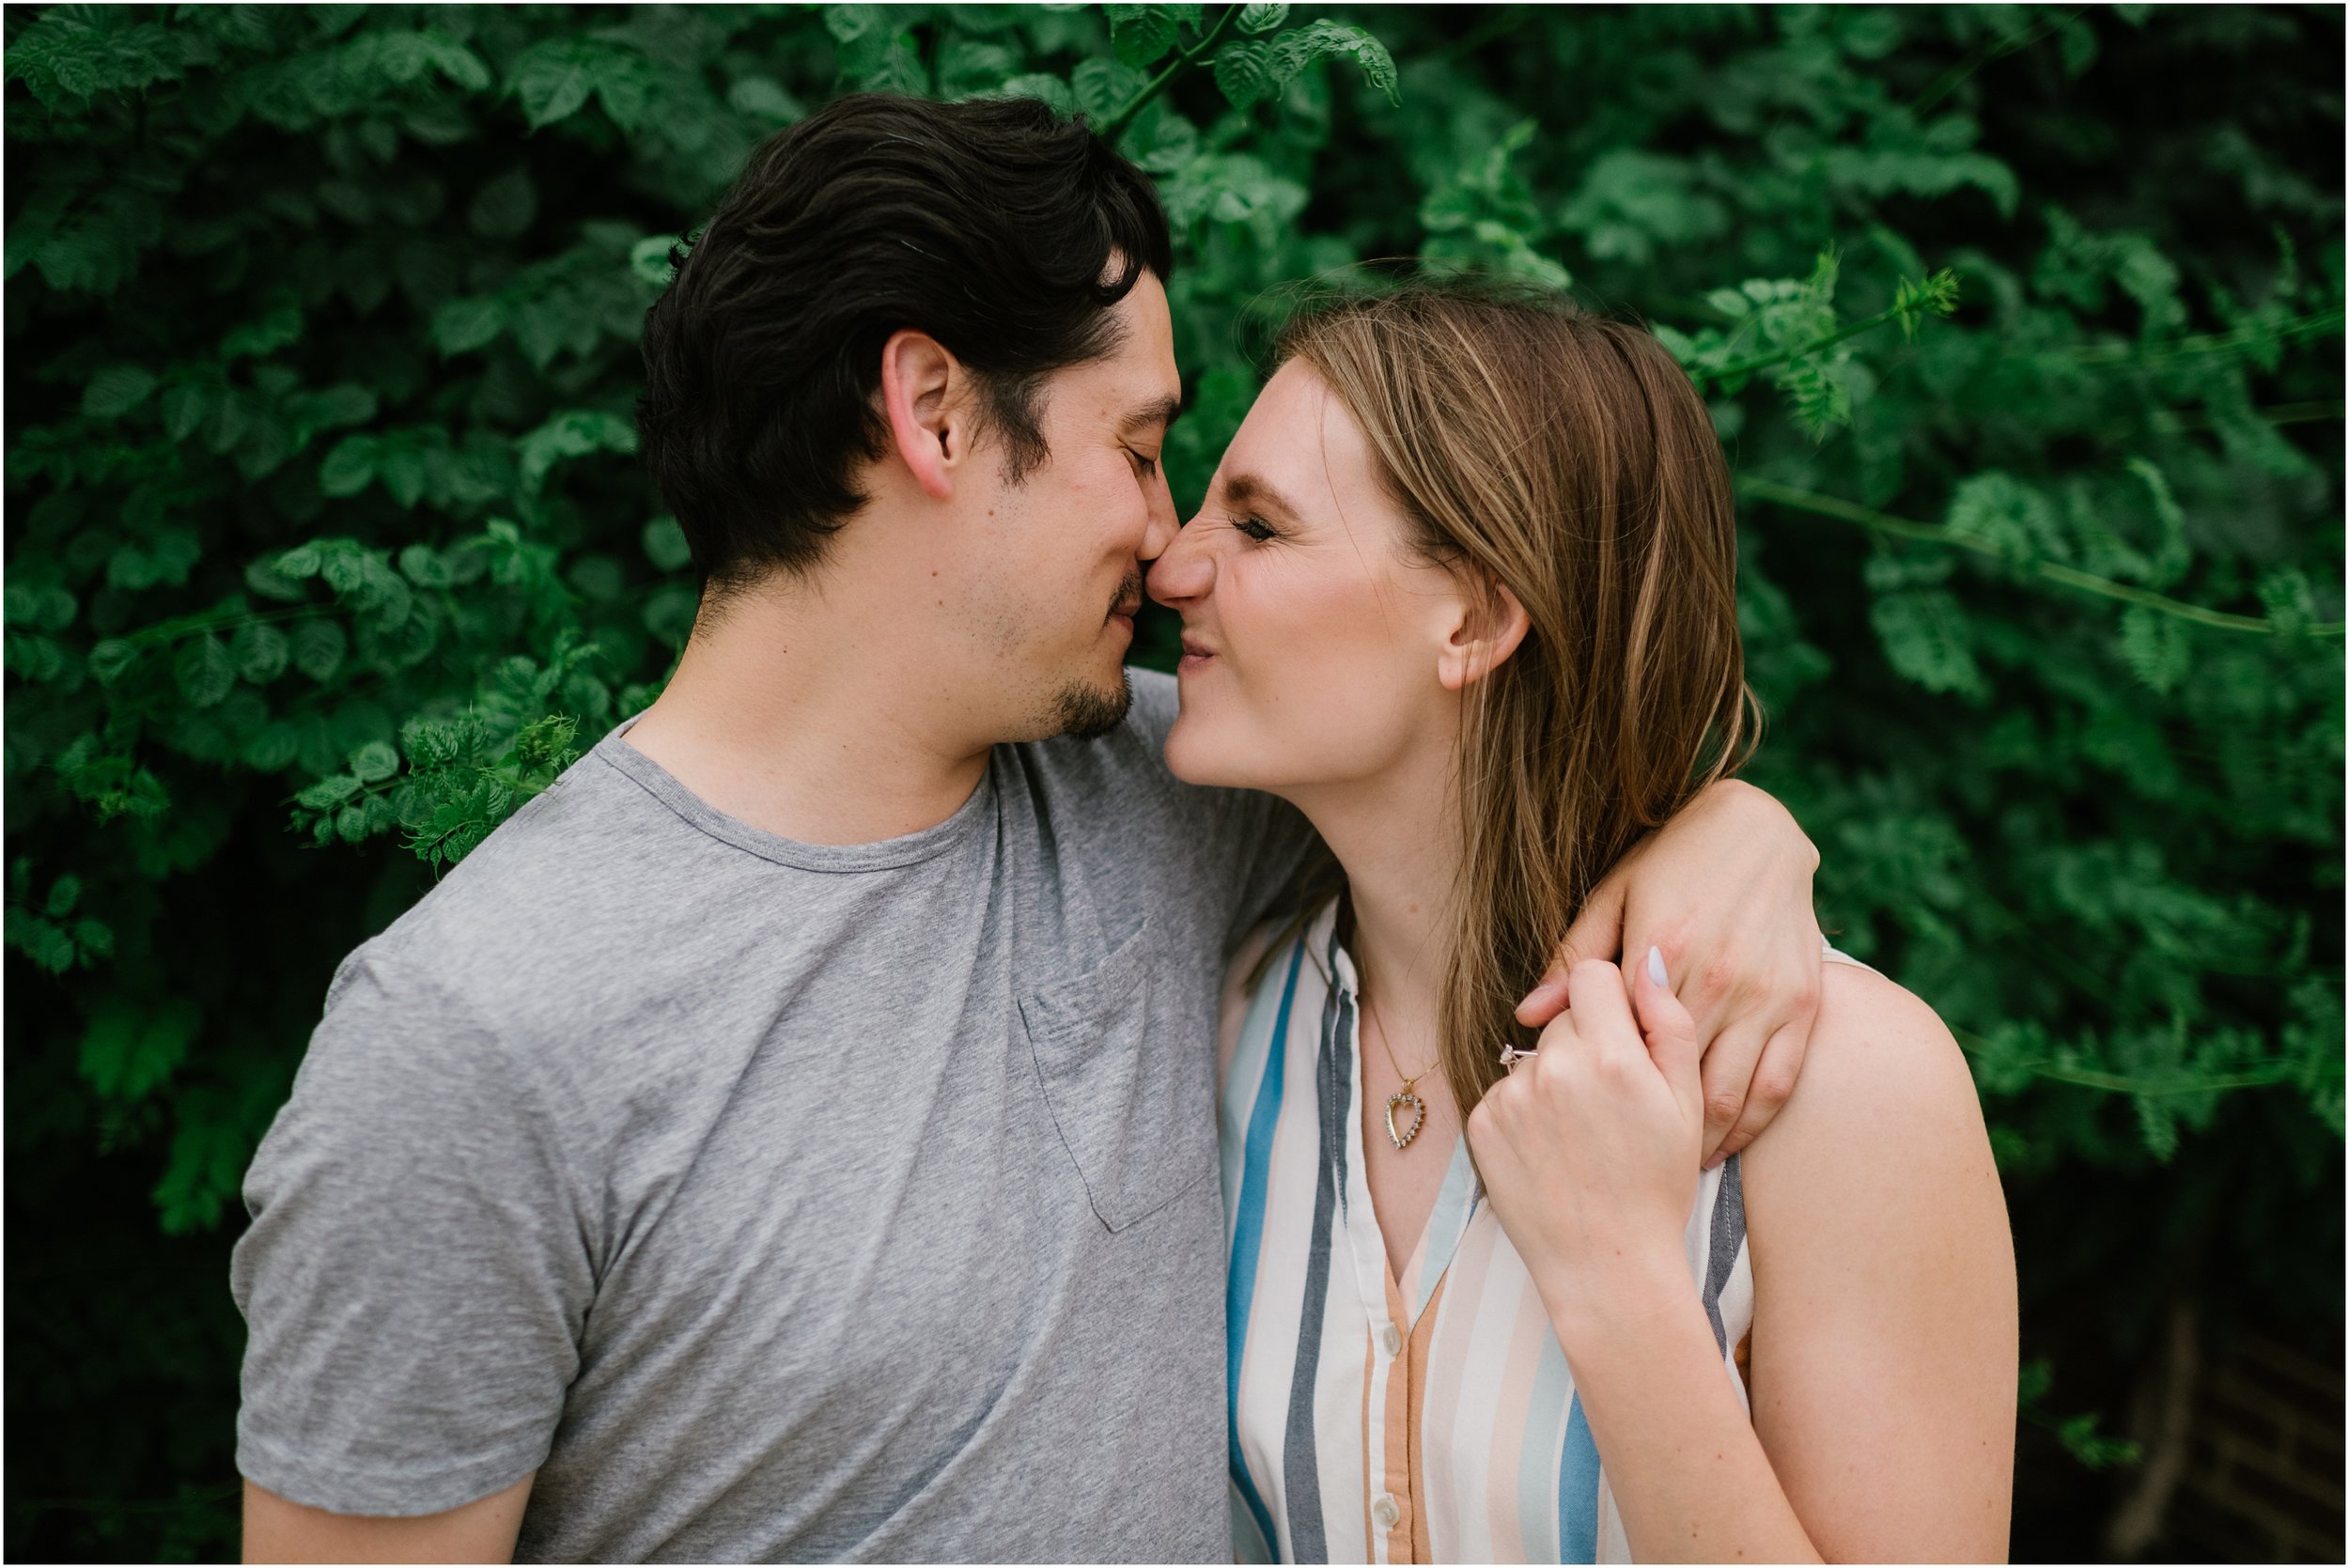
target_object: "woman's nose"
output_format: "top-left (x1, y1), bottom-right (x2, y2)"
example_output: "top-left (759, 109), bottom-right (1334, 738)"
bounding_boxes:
top-left (1146, 516), bottom-right (1213, 606)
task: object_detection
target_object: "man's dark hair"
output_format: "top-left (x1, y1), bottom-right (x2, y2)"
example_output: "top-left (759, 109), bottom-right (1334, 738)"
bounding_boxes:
top-left (635, 93), bottom-right (1175, 594)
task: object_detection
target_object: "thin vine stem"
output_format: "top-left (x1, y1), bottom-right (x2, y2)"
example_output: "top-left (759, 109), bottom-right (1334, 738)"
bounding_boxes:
top-left (113, 600), bottom-right (344, 650)
top-left (2153, 398), bottom-right (2342, 433)
top-left (1737, 476), bottom-right (2346, 637)
top-left (1100, 4), bottom-right (1244, 143)
top-left (1951, 1028), bottom-right (2299, 1097)
top-left (1688, 300), bottom-right (1923, 388)
top-left (1913, 6), bottom-right (2094, 116)
top-left (2064, 305), bottom-right (2345, 365)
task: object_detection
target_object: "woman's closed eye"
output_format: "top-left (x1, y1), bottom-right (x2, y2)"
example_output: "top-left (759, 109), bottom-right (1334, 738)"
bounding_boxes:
top-left (1230, 513), bottom-right (1277, 543)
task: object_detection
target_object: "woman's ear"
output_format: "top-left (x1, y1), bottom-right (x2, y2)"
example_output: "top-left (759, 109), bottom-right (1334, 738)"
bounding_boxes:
top-left (879, 329), bottom-right (972, 502)
top-left (1437, 577), bottom-right (1532, 691)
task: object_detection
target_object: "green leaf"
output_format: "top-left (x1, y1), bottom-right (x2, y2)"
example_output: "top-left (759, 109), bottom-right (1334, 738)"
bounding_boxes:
top-left (348, 740), bottom-right (401, 784)
top-left (725, 76), bottom-right (803, 124)
top-left (1238, 4), bottom-right (1290, 34)
top-left (44, 875), bottom-right (82, 919)
top-left (2134, 1094), bottom-right (2180, 1162)
top-left (79, 998), bottom-right (199, 1101)
top-left (1074, 57), bottom-right (1145, 120)
top-left (1268, 20), bottom-right (1399, 106)
top-left (83, 365), bottom-right (158, 419)
top-left (398, 543), bottom-right (454, 587)
top-left (173, 635), bottom-right (236, 709)
top-left (220, 294), bottom-right (304, 360)
top-left (508, 39), bottom-right (598, 130)
top-left (466, 167), bottom-right (537, 241)
top-left (318, 435), bottom-right (379, 496)
top-left (2116, 605), bottom-right (2187, 694)
top-left (1869, 589), bottom-right (1985, 698)
top-left (415, 30), bottom-right (491, 93)
top-left (998, 73), bottom-right (1076, 116)
top-left (290, 617), bottom-right (347, 682)
top-left (518, 409), bottom-right (639, 495)
top-left (295, 772), bottom-right (362, 809)
top-left (1945, 472), bottom-right (2064, 564)
top-left (430, 295), bottom-right (506, 356)
top-left (1212, 39), bottom-right (1275, 108)
top-left (1105, 4), bottom-right (1182, 69)
top-left (159, 380), bottom-right (211, 442)
top-left (233, 622), bottom-right (290, 684)
top-left (243, 722), bottom-right (302, 773)
top-left (629, 236), bottom-right (678, 288)
top-left (88, 640), bottom-right (141, 685)
top-left (642, 515), bottom-right (694, 572)
top-left (2256, 567), bottom-right (2316, 635)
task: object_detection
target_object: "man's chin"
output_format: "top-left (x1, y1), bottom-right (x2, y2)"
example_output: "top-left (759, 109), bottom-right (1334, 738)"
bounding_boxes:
top-left (1052, 668), bottom-right (1133, 741)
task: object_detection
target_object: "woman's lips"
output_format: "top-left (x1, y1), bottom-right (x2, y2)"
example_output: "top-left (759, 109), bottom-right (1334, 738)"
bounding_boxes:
top-left (1177, 636), bottom-right (1216, 675)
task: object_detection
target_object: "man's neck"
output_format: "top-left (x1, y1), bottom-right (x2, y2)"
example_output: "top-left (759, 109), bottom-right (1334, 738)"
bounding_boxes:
top-left (619, 579), bottom-right (994, 847)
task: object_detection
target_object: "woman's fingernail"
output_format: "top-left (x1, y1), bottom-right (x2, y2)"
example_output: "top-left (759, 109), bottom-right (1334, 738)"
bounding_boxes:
top-left (1703, 1151), bottom-right (1725, 1171)
top-left (1646, 945), bottom-right (1668, 989)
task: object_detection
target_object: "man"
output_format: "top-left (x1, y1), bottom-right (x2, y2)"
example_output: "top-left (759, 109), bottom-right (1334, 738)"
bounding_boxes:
top-left (233, 94), bottom-right (1824, 1562)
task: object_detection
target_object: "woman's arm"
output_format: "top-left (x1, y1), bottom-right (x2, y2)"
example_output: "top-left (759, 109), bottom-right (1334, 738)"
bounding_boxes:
top-left (1738, 964), bottom-right (2017, 1560)
top-left (1468, 956), bottom-right (2015, 1563)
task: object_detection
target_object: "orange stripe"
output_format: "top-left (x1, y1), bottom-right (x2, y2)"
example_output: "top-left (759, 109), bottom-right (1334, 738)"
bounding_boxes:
top-left (1406, 1272), bottom-right (1448, 1565)
top-left (1380, 1271), bottom-right (1415, 1562)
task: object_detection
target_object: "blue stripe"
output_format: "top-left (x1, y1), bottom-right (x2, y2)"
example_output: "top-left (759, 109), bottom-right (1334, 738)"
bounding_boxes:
top-left (1559, 1391), bottom-right (1602, 1561)
top-left (1516, 1335), bottom-right (1572, 1555)
top-left (1411, 1140), bottom-right (1479, 1320)
top-left (1278, 931), bottom-right (1352, 1559)
top-left (1226, 938), bottom-right (1305, 1558)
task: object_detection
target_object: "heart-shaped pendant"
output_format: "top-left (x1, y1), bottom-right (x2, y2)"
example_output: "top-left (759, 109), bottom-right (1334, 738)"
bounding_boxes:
top-left (1384, 1089), bottom-right (1426, 1151)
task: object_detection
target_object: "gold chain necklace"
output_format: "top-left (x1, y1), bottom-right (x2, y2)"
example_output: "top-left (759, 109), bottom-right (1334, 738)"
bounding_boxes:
top-left (1361, 990), bottom-right (1439, 1152)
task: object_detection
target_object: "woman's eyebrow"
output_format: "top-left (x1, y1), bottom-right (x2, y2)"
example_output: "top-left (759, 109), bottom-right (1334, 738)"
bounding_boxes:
top-left (1221, 471), bottom-right (1304, 520)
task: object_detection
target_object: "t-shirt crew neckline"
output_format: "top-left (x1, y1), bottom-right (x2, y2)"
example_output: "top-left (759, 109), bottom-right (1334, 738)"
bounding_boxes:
top-left (591, 710), bottom-right (997, 874)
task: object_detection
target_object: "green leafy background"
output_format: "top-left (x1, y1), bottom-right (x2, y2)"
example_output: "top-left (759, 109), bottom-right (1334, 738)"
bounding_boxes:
top-left (6, 4), bottom-right (2341, 1559)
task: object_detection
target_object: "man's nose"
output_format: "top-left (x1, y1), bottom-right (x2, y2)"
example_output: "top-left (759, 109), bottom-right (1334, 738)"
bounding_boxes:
top-left (1140, 474), bottom-right (1180, 563)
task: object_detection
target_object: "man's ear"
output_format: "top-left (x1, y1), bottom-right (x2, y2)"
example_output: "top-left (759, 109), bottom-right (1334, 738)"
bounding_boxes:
top-left (879, 329), bottom-right (972, 503)
top-left (1437, 576), bottom-right (1532, 691)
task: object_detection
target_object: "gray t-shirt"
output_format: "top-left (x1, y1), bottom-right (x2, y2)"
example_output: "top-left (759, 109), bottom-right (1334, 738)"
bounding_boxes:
top-left (229, 670), bottom-right (1314, 1562)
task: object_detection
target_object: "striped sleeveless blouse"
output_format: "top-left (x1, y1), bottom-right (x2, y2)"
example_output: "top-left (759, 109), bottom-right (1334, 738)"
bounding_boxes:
top-left (1220, 899), bottom-right (1760, 1564)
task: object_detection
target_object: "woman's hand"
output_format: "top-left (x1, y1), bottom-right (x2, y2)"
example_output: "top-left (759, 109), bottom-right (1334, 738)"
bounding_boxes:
top-left (1515, 779), bottom-right (1823, 1168)
top-left (1470, 950), bottom-right (1705, 1330)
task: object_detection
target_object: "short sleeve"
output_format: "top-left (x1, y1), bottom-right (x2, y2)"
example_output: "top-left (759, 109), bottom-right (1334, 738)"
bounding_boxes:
top-left (1119, 667), bottom-right (1325, 951)
top-left (229, 949), bottom-right (594, 1516)
top-left (1208, 784), bottom-right (1323, 949)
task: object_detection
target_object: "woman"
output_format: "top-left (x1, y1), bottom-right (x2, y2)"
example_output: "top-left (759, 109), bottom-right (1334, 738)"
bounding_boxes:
top-left (1147, 283), bottom-right (2016, 1562)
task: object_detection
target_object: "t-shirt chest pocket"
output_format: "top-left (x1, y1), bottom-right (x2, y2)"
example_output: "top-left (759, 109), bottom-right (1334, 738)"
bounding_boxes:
top-left (1017, 916), bottom-right (1212, 1233)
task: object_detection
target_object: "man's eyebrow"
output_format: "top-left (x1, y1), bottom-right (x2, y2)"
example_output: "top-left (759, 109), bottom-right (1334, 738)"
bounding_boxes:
top-left (1221, 471), bottom-right (1305, 520)
top-left (1118, 396), bottom-right (1183, 438)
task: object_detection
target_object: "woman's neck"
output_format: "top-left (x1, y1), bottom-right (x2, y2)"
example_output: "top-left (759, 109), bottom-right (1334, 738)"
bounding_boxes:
top-left (1284, 745), bottom-right (1462, 1051)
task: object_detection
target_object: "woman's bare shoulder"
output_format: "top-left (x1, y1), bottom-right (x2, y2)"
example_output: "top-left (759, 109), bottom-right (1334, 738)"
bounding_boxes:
top-left (1738, 956), bottom-right (2003, 1241)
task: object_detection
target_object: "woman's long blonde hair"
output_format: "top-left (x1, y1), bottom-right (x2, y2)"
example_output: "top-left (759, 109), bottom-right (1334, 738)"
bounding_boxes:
top-left (1276, 279), bottom-right (1756, 1120)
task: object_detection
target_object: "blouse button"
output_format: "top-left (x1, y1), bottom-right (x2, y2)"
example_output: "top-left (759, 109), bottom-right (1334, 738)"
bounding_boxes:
top-left (1372, 1495), bottom-right (1400, 1531)
top-left (1381, 1323), bottom-right (1405, 1358)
